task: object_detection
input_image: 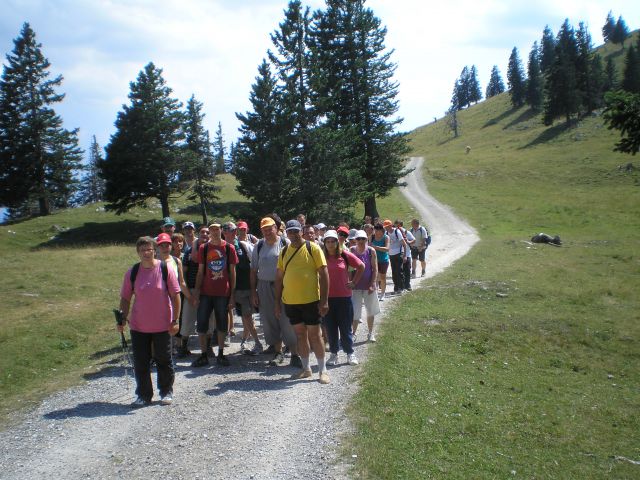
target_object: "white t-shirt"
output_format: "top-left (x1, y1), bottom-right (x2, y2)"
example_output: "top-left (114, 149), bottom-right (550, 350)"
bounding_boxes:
top-left (388, 228), bottom-right (405, 255)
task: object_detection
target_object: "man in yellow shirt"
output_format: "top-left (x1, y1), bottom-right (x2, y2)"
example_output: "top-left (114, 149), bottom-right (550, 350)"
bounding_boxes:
top-left (275, 219), bottom-right (330, 384)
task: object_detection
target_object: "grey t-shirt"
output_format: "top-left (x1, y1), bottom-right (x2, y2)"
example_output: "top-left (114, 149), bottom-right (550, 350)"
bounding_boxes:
top-left (251, 238), bottom-right (288, 281)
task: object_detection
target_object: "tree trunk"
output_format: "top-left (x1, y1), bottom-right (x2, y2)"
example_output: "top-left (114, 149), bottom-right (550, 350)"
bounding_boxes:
top-left (38, 196), bottom-right (50, 216)
top-left (364, 196), bottom-right (379, 220)
top-left (200, 198), bottom-right (208, 226)
top-left (160, 194), bottom-right (170, 218)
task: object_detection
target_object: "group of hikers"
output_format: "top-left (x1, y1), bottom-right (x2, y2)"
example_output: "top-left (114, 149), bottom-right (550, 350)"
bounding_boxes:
top-left (117, 213), bottom-right (431, 407)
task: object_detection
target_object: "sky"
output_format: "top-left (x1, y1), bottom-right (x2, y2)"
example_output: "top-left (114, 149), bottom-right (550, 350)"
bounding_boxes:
top-left (1, 0), bottom-right (638, 160)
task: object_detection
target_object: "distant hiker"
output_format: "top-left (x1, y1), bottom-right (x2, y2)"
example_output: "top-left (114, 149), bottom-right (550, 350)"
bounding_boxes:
top-left (275, 219), bottom-right (330, 384)
top-left (237, 220), bottom-right (259, 245)
top-left (322, 230), bottom-right (364, 367)
top-left (314, 223), bottom-right (327, 242)
top-left (350, 230), bottom-right (380, 342)
top-left (191, 221), bottom-right (238, 367)
top-left (303, 224), bottom-right (319, 245)
top-left (161, 217), bottom-right (176, 235)
top-left (370, 223), bottom-right (390, 301)
top-left (181, 221), bottom-right (196, 250)
top-left (395, 220), bottom-right (415, 292)
top-left (336, 226), bottom-right (350, 249)
top-left (384, 219), bottom-right (407, 294)
top-left (297, 213), bottom-right (306, 227)
top-left (409, 218), bottom-right (430, 278)
top-left (118, 236), bottom-right (181, 407)
top-left (250, 217), bottom-right (298, 365)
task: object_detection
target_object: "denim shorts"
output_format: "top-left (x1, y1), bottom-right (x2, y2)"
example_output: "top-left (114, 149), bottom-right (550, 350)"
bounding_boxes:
top-left (197, 295), bottom-right (229, 334)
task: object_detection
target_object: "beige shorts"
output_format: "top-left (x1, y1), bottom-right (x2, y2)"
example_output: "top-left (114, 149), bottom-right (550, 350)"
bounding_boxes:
top-left (351, 289), bottom-right (381, 321)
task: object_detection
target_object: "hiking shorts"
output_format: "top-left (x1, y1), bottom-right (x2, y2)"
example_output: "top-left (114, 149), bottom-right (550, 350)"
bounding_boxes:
top-left (410, 247), bottom-right (426, 261)
top-left (285, 301), bottom-right (321, 326)
top-left (351, 289), bottom-right (381, 321)
top-left (180, 288), bottom-right (198, 336)
top-left (197, 295), bottom-right (229, 334)
top-left (235, 289), bottom-right (253, 317)
top-left (378, 261), bottom-right (389, 275)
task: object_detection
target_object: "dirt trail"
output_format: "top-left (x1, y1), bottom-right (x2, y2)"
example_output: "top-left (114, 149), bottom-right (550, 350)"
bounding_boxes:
top-left (0, 156), bottom-right (478, 479)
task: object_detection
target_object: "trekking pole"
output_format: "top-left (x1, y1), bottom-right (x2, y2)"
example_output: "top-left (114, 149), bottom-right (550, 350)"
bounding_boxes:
top-left (113, 309), bottom-right (133, 393)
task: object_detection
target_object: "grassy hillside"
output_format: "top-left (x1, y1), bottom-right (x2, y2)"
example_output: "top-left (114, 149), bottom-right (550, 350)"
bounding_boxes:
top-left (350, 90), bottom-right (640, 477)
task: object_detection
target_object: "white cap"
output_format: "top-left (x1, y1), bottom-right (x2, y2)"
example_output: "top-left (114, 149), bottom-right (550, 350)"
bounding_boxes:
top-left (323, 229), bottom-right (338, 241)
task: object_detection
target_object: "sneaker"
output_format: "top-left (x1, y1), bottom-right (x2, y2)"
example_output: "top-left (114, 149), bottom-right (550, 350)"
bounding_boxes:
top-left (368, 333), bottom-right (377, 343)
top-left (290, 354), bottom-right (303, 368)
top-left (248, 342), bottom-right (264, 356)
top-left (421, 271), bottom-right (425, 277)
top-left (290, 369), bottom-right (312, 380)
top-left (160, 393), bottom-right (173, 405)
top-left (347, 353), bottom-right (359, 365)
top-left (176, 346), bottom-right (191, 358)
top-left (268, 351), bottom-right (285, 366)
top-left (327, 353), bottom-right (339, 366)
top-left (318, 372), bottom-right (330, 384)
top-left (191, 354), bottom-right (209, 367)
top-left (216, 354), bottom-right (230, 367)
top-left (264, 345), bottom-right (276, 355)
top-left (240, 339), bottom-right (247, 351)
top-left (379, 293), bottom-right (385, 302)
top-left (131, 397), bottom-right (150, 408)
top-left (411, 271), bottom-right (416, 279)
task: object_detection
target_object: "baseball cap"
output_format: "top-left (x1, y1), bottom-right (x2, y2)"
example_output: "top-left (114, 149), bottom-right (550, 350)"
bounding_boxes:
top-left (209, 221), bottom-right (221, 228)
top-left (323, 230), bottom-right (339, 241)
top-left (348, 228), bottom-right (358, 240)
top-left (355, 230), bottom-right (368, 240)
top-left (222, 221), bottom-right (237, 231)
top-left (314, 222), bottom-right (327, 230)
top-left (336, 226), bottom-right (349, 236)
top-left (285, 219), bottom-right (302, 232)
top-left (182, 221), bottom-right (195, 230)
top-left (237, 221), bottom-right (248, 230)
top-left (157, 233), bottom-right (172, 245)
top-left (162, 217), bottom-right (175, 227)
top-left (260, 217), bottom-right (276, 228)
top-left (383, 219), bottom-right (393, 227)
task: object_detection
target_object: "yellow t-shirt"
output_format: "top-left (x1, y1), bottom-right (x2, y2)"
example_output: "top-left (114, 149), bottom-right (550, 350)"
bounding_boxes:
top-left (277, 241), bottom-right (327, 305)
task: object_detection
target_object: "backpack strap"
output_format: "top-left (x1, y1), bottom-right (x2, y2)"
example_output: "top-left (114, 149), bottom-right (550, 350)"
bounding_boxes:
top-left (130, 262), bottom-right (141, 292)
top-left (130, 260), bottom-right (168, 293)
top-left (257, 239), bottom-right (264, 259)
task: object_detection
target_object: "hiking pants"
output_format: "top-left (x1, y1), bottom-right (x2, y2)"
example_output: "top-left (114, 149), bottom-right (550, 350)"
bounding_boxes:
top-left (390, 253), bottom-right (404, 292)
top-left (323, 297), bottom-right (355, 355)
top-left (130, 330), bottom-right (174, 401)
top-left (402, 257), bottom-right (412, 290)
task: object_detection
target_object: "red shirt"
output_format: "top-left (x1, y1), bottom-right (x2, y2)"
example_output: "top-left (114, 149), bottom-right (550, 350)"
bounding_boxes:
top-left (198, 240), bottom-right (238, 296)
top-left (326, 250), bottom-right (363, 298)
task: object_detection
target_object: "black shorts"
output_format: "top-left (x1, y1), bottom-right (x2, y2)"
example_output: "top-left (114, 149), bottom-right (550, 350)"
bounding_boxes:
top-left (284, 301), bottom-right (321, 326)
top-left (410, 247), bottom-right (426, 261)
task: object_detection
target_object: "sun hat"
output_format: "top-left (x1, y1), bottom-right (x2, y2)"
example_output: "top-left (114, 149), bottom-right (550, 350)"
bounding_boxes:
top-left (209, 221), bottom-right (221, 228)
top-left (157, 233), bottom-right (172, 245)
top-left (382, 219), bottom-right (393, 228)
top-left (314, 222), bottom-right (327, 230)
top-left (260, 217), bottom-right (276, 228)
top-left (336, 226), bottom-right (350, 236)
top-left (323, 230), bottom-right (339, 241)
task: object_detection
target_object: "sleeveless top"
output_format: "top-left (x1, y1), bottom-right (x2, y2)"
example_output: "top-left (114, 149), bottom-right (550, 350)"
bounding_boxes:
top-left (350, 246), bottom-right (374, 290)
top-left (371, 234), bottom-right (389, 263)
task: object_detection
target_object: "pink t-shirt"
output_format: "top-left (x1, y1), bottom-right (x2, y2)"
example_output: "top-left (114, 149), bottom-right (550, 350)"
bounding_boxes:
top-left (120, 260), bottom-right (181, 333)
top-left (326, 250), bottom-right (364, 298)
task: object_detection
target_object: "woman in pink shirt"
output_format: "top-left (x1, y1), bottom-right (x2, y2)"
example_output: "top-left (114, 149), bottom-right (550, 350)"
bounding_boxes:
top-left (321, 230), bottom-right (365, 367)
top-left (119, 236), bottom-right (181, 407)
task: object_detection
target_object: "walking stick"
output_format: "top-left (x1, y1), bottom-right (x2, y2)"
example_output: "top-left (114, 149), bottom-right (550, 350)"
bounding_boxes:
top-left (113, 309), bottom-right (133, 376)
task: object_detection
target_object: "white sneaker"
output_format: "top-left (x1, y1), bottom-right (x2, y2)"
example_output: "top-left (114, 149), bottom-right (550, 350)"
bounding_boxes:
top-left (160, 393), bottom-right (173, 405)
top-left (328, 353), bottom-right (339, 366)
top-left (368, 333), bottom-right (376, 343)
top-left (347, 353), bottom-right (359, 365)
top-left (379, 293), bottom-right (385, 302)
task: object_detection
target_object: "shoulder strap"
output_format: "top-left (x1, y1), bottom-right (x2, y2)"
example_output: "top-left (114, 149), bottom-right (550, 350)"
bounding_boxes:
top-left (305, 240), bottom-right (312, 255)
top-left (282, 243), bottom-right (304, 274)
top-left (225, 243), bottom-right (231, 274)
top-left (130, 263), bottom-right (141, 292)
top-left (257, 239), bottom-right (264, 258)
top-left (160, 259), bottom-right (168, 291)
top-left (203, 242), bottom-right (209, 261)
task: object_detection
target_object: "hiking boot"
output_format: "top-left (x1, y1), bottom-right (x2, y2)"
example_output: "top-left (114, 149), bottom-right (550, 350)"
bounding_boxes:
top-left (318, 372), bottom-right (330, 384)
top-left (191, 355), bottom-right (209, 367)
top-left (347, 353), bottom-right (359, 365)
top-left (290, 354), bottom-right (303, 368)
top-left (131, 397), bottom-right (150, 408)
top-left (160, 393), bottom-right (173, 405)
top-left (216, 354), bottom-right (230, 367)
top-left (268, 351), bottom-right (285, 366)
top-left (327, 353), bottom-right (339, 366)
top-left (290, 369), bottom-right (312, 380)
top-left (368, 333), bottom-right (377, 343)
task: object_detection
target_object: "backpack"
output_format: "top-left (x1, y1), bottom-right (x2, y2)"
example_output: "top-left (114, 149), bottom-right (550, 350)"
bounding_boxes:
top-left (256, 236), bottom-right (288, 259)
top-left (130, 259), bottom-right (168, 293)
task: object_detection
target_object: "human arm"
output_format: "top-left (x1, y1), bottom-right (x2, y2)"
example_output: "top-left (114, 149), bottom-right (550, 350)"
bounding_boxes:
top-left (318, 266), bottom-right (329, 316)
top-left (228, 263), bottom-right (236, 311)
top-left (118, 297), bottom-right (130, 332)
top-left (169, 291), bottom-right (181, 335)
top-left (369, 247), bottom-right (378, 294)
top-left (346, 251), bottom-right (365, 289)
top-left (176, 259), bottom-right (195, 305)
top-left (274, 268), bottom-right (284, 319)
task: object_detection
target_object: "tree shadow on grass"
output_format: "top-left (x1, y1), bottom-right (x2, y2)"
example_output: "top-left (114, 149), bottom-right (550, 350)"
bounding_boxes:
top-left (35, 219), bottom-right (159, 249)
top-left (503, 108), bottom-right (538, 129)
top-left (482, 106), bottom-right (519, 128)
top-left (180, 200), bottom-right (254, 222)
top-left (43, 401), bottom-right (134, 419)
top-left (519, 122), bottom-right (571, 149)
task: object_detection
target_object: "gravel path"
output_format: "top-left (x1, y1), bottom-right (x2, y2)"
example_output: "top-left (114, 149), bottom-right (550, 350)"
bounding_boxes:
top-left (0, 156), bottom-right (478, 479)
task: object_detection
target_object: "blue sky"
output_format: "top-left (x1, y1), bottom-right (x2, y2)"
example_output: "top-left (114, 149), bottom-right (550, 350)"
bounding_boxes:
top-left (1, 0), bottom-right (638, 159)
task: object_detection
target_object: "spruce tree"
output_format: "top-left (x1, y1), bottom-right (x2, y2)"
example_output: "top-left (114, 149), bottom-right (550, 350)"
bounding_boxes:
top-left (0, 23), bottom-right (82, 216)
top-left (604, 57), bottom-right (617, 92)
top-left (100, 62), bottom-right (184, 218)
top-left (453, 66), bottom-right (470, 109)
top-left (213, 122), bottom-right (226, 174)
top-left (507, 47), bottom-right (526, 108)
top-left (576, 22), bottom-right (596, 113)
top-left (543, 19), bottom-right (580, 125)
top-left (78, 135), bottom-right (106, 204)
top-left (603, 90), bottom-right (640, 155)
top-left (622, 45), bottom-right (640, 93)
top-left (485, 65), bottom-right (505, 98)
top-left (540, 25), bottom-right (556, 74)
top-left (468, 65), bottom-right (482, 104)
top-left (611, 16), bottom-right (630, 48)
top-left (526, 42), bottom-right (543, 111)
top-left (183, 95), bottom-right (218, 225)
top-left (602, 11), bottom-right (616, 43)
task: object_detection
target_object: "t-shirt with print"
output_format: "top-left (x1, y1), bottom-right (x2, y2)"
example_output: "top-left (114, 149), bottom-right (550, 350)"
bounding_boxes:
top-left (120, 260), bottom-right (181, 333)
top-left (277, 241), bottom-right (327, 305)
top-left (326, 250), bottom-right (364, 298)
top-left (198, 240), bottom-right (238, 297)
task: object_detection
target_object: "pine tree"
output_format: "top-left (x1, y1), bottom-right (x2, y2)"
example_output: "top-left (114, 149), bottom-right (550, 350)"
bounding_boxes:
top-left (507, 47), bottom-right (526, 108)
top-left (100, 62), bottom-right (184, 218)
top-left (183, 95), bottom-right (219, 225)
top-left (447, 85), bottom-right (460, 138)
top-left (604, 57), bottom-right (617, 92)
top-left (622, 45), bottom-right (640, 93)
top-left (526, 42), bottom-right (543, 111)
top-left (468, 65), bottom-right (482, 104)
top-left (485, 65), bottom-right (505, 98)
top-left (540, 25), bottom-right (556, 74)
top-left (0, 23), bottom-right (82, 216)
top-left (603, 90), bottom-right (640, 155)
top-left (213, 122), bottom-right (226, 174)
top-left (543, 19), bottom-right (580, 125)
top-left (611, 16), bottom-right (630, 48)
top-left (452, 66), bottom-right (470, 109)
top-left (78, 135), bottom-right (105, 204)
top-left (311, 0), bottom-right (409, 219)
top-left (225, 141), bottom-right (235, 173)
top-left (576, 22), bottom-right (597, 113)
top-left (602, 11), bottom-right (616, 43)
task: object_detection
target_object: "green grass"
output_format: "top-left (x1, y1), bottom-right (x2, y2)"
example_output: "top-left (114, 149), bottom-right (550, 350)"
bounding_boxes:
top-left (350, 93), bottom-right (640, 477)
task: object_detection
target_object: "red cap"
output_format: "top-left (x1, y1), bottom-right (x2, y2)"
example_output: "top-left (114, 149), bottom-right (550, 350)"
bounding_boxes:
top-left (237, 221), bottom-right (248, 230)
top-left (336, 226), bottom-right (350, 236)
top-left (157, 233), bottom-right (172, 245)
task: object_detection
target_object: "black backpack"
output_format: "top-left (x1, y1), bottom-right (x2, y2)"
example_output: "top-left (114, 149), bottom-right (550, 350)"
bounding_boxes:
top-left (130, 259), bottom-right (169, 293)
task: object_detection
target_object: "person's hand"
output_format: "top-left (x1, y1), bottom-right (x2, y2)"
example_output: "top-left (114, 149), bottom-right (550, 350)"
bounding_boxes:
top-left (251, 291), bottom-right (259, 308)
top-left (227, 296), bottom-right (235, 311)
top-left (189, 296), bottom-right (197, 307)
top-left (346, 280), bottom-right (355, 290)
top-left (169, 321), bottom-right (180, 336)
top-left (274, 303), bottom-right (281, 320)
top-left (368, 284), bottom-right (375, 294)
top-left (318, 301), bottom-right (329, 317)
